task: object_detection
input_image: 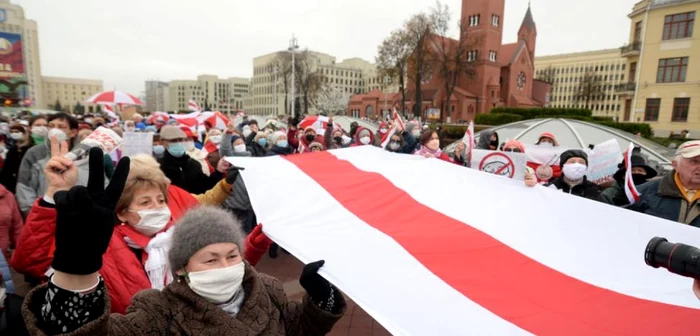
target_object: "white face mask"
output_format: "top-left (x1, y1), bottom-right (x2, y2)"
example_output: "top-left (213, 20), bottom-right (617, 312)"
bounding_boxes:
top-left (31, 126), bottom-right (48, 137)
top-left (562, 163), bottom-right (587, 181)
top-left (234, 144), bottom-right (246, 153)
top-left (359, 136), bottom-right (371, 145)
top-left (341, 135), bottom-right (352, 145)
top-left (187, 262), bottom-right (245, 304)
top-left (209, 135), bottom-right (222, 144)
top-left (184, 141), bottom-right (195, 151)
top-left (10, 132), bottom-right (23, 140)
top-left (539, 142), bottom-right (554, 148)
top-left (411, 129), bottom-right (421, 137)
top-left (48, 128), bottom-right (68, 143)
top-left (129, 207), bottom-right (171, 236)
top-left (242, 129), bottom-right (252, 137)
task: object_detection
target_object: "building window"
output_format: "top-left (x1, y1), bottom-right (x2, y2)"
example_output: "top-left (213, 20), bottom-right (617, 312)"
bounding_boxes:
top-left (489, 50), bottom-right (497, 62)
top-left (672, 98), bottom-right (690, 122)
top-left (657, 57), bottom-right (688, 83)
top-left (469, 14), bottom-right (480, 26)
top-left (663, 12), bottom-right (695, 40)
top-left (491, 14), bottom-right (500, 27)
top-left (644, 98), bottom-right (660, 121)
top-left (467, 50), bottom-right (478, 62)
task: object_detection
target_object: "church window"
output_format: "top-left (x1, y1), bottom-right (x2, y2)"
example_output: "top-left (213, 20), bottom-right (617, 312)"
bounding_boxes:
top-left (492, 14), bottom-right (500, 27)
top-left (467, 50), bottom-right (478, 62)
top-left (489, 51), bottom-right (497, 62)
top-left (469, 14), bottom-right (481, 26)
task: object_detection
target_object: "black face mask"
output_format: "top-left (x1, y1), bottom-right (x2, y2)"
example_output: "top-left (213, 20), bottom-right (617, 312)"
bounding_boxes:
top-left (333, 136), bottom-right (342, 144)
top-left (305, 134), bottom-right (315, 142)
top-left (632, 173), bottom-right (648, 186)
top-left (489, 140), bottom-right (499, 147)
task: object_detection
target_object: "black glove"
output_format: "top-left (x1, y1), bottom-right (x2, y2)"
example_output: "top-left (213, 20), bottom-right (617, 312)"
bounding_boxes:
top-left (225, 165), bottom-right (245, 184)
top-left (52, 148), bottom-right (130, 275)
top-left (299, 260), bottom-right (335, 311)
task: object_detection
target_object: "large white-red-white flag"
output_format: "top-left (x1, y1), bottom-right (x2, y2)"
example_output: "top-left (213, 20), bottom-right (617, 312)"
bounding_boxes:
top-left (230, 146), bottom-right (700, 335)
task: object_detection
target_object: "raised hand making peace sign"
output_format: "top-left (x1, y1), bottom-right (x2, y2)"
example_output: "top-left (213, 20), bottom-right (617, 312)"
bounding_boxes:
top-left (51, 148), bottom-right (131, 275)
top-left (43, 135), bottom-right (78, 199)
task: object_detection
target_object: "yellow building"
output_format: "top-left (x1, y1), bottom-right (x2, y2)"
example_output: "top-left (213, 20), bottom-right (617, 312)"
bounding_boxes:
top-left (167, 75), bottom-right (250, 112)
top-left (535, 49), bottom-right (628, 118)
top-left (42, 76), bottom-right (103, 114)
top-left (618, 0), bottom-right (699, 136)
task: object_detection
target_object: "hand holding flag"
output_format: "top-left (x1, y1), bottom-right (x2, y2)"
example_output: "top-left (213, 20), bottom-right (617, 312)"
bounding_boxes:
top-left (623, 142), bottom-right (641, 204)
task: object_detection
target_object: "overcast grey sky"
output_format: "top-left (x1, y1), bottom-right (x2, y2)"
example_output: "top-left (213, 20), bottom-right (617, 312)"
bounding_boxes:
top-left (15, 0), bottom-right (634, 95)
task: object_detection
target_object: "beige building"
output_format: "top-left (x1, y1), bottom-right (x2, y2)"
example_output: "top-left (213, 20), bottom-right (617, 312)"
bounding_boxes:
top-left (251, 50), bottom-right (392, 116)
top-left (535, 49), bottom-right (628, 118)
top-left (145, 80), bottom-right (169, 112)
top-left (167, 75), bottom-right (250, 112)
top-left (618, 0), bottom-right (699, 136)
top-left (0, 0), bottom-right (43, 108)
top-left (42, 76), bottom-right (103, 114)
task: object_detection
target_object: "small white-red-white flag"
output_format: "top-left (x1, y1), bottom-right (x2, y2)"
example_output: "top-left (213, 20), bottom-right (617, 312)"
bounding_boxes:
top-left (381, 108), bottom-right (406, 149)
top-left (623, 142), bottom-right (641, 204)
top-left (460, 120), bottom-right (475, 167)
top-left (103, 104), bottom-right (118, 119)
top-left (188, 99), bottom-right (200, 112)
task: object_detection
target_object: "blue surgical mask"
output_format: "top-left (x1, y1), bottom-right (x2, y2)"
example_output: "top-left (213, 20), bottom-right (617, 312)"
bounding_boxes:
top-left (258, 138), bottom-right (267, 147)
top-left (167, 143), bottom-right (186, 157)
top-left (153, 145), bottom-right (165, 155)
top-left (277, 140), bottom-right (288, 148)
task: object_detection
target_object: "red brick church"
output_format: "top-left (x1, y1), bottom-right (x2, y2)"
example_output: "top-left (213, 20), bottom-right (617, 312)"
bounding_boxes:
top-left (348, 0), bottom-right (552, 122)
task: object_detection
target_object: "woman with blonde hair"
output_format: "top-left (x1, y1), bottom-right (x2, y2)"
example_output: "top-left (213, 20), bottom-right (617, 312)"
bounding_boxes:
top-left (12, 142), bottom-right (271, 313)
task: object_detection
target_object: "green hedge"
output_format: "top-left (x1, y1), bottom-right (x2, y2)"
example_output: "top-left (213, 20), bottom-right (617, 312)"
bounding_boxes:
top-left (490, 107), bottom-right (592, 119)
top-left (475, 113), bottom-right (523, 125)
top-left (596, 121), bottom-right (653, 138)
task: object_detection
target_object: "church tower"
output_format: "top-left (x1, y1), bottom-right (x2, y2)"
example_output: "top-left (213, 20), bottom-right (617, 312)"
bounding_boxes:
top-left (518, 4), bottom-right (537, 64)
top-left (460, 0), bottom-right (505, 114)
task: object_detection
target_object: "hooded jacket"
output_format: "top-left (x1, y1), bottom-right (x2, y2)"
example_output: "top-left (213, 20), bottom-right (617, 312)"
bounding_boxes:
top-left (351, 127), bottom-right (375, 147)
top-left (476, 131), bottom-right (498, 150)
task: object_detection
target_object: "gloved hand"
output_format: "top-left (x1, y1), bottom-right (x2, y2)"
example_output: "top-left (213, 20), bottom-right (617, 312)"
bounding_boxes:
top-left (225, 165), bottom-right (245, 184)
top-left (248, 224), bottom-right (272, 250)
top-left (299, 260), bottom-right (335, 311)
top-left (52, 148), bottom-right (130, 275)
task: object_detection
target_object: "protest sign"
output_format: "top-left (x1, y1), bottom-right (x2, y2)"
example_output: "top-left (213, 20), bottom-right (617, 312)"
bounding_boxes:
top-left (586, 139), bottom-right (622, 185)
top-left (121, 131), bottom-right (153, 157)
top-left (471, 149), bottom-right (527, 180)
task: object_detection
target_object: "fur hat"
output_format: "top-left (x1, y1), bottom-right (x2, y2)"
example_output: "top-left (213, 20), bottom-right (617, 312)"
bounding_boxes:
top-left (168, 206), bottom-right (245, 274)
top-left (559, 149), bottom-right (588, 166)
top-left (270, 131), bottom-right (285, 144)
top-left (159, 125), bottom-right (187, 140)
top-left (309, 141), bottom-right (324, 151)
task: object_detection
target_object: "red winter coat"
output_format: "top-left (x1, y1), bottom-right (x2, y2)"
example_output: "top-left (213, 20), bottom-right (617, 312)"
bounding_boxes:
top-left (12, 184), bottom-right (267, 314)
top-left (0, 184), bottom-right (23, 259)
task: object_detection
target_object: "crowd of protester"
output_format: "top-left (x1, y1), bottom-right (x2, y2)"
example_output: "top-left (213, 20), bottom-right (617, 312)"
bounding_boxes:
top-left (0, 109), bottom-right (698, 334)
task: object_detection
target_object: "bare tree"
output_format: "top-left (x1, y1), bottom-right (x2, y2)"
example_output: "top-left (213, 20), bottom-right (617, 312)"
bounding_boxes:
top-left (294, 50), bottom-right (326, 115)
top-left (575, 71), bottom-right (605, 110)
top-left (429, 1), bottom-right (478, 121)
top-left (272, 53), bottom-right (295, 115)
top-left (376, 29), bottom-right (412, 116)
top-left (316, 85), bottom-right (352, 115)
top-left (404, 13), bottom-right (433, 117)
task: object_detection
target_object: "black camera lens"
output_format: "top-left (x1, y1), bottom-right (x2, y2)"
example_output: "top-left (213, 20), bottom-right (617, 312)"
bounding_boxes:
top-left (645, 237), bottom-right (700, 278)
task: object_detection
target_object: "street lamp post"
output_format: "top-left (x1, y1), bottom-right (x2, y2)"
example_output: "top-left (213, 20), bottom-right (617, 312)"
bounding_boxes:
top-left (288, 35), bottom-right (299, 118)
top-left (274, 65), bottom-right (279, 116)
top-left (383, 75), bottom-right (391, 119)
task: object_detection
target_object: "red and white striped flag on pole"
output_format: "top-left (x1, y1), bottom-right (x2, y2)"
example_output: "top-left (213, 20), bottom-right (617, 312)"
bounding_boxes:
top-left (103, 104), bottom-right (118, 119)
top-left (381, 108), bottom-right (406, 149)
top-left (461, 120), bottom-right (475, 167)
top-left (229, 146), bottom-right (700, 335)
top-left (188, 99), bottom-right (200, 112)
top-left (624, 142), bottom-right (642, 204)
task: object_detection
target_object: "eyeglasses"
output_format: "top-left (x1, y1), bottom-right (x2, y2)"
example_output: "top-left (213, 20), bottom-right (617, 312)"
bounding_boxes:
top-left (504, 148), bottom-right (522, 153)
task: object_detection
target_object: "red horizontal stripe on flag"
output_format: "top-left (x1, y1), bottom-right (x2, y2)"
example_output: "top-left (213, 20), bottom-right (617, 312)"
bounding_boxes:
top-left (284, 152), bottom-right (700, 335)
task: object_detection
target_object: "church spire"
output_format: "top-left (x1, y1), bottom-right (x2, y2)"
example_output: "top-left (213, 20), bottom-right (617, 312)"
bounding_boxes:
top-left (520, 3), bottom-right (536, 32)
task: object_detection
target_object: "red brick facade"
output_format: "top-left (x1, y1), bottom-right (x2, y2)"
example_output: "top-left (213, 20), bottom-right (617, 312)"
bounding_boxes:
top-left (348, 1), bottom-right (552, 122)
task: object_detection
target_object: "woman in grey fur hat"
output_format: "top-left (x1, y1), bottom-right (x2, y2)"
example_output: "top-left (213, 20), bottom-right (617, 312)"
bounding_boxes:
top-left (21, 162), bottom-right (346, 336)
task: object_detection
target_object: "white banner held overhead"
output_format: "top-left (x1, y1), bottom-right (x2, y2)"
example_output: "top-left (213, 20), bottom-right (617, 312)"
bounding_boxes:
top-left (121, 131), bottom-right (153, 157)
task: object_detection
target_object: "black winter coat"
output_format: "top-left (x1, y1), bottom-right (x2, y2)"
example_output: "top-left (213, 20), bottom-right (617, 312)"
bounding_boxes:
top-left (158, 151), bottom-right (222, 194)
top-left (0, 144), bottom-right (32, 193)
top-left (546, 176), bottom-right (603, 201)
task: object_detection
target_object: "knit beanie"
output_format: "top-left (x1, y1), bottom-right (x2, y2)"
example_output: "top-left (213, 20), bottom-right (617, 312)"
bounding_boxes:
top-left (559, 149), bottom-right (588, 166)
top-left (230, 134), bottom-right (241, 144)
top-left (168, 206), bottom-right (245, 274)
top-left (270, 131), bottom-right (285, 144)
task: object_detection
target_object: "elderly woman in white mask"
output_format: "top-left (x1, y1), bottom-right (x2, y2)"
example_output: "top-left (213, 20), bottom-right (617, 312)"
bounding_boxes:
top-left (22, 194), bottom-right (346, 335)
